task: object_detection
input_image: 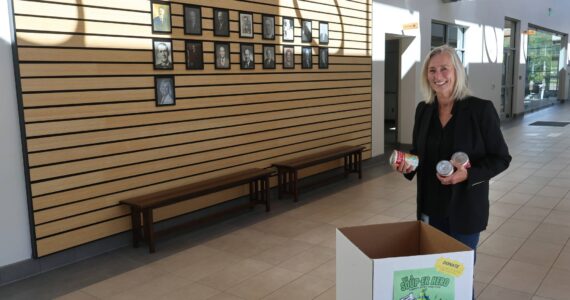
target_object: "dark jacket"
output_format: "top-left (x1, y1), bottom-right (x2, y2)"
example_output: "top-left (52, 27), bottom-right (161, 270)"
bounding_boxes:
top-left (405, 96), bottom-right (511, 233)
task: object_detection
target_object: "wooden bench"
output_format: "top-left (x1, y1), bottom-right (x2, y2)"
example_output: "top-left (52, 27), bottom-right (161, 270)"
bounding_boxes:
top-left (272, 145), bottom-right (365, 202)
top-left (120, 168), bottom-right (273, 253)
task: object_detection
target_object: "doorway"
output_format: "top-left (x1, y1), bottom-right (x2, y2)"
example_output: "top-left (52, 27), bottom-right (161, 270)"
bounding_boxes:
top-left (384, 39), bottom-right (399, 147)
top-left (502, 18), bottom-right (517, 119)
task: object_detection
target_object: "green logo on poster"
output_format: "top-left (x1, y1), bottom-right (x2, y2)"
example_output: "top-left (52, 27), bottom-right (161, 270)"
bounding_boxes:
top-left (393, 267), bottom-right (454, 300)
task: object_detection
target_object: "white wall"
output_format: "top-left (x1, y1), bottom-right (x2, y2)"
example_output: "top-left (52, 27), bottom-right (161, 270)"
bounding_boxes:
top-left (0, 1), bottom-right (32, 267)
top-left (371, 0), bottom-right (570, 150)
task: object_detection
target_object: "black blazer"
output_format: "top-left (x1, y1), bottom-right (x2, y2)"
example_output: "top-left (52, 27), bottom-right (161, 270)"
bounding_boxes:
top-left (405, 96), bottom-right (511, 233)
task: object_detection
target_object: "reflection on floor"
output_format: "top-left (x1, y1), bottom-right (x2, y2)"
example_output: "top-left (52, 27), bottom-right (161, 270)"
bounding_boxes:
top-left (2, 103), bottom-right (570, 299)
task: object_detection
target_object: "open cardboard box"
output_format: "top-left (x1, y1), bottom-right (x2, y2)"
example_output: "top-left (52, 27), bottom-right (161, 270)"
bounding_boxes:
top-left (336, 221), bottom-right (474, 300)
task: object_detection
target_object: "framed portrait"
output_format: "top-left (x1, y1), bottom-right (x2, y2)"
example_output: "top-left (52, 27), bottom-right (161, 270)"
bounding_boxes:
top-left (282, 17), bottom-right (294, 42)
top-left (240, 43), bottom-right (255, 69)
top-left (155, 76), bottom-right (175, 106)
top-left (319, 21), bottom-right (329, 45)
top-left (213, 8), bottom-right (230, 37)
top-left (283, 45), bottom-right (295, 69)
top-left (185, 40), bottom-right (203, 70)
top-left (263, 45), bottom-right (276, 69)
top-left (151, 1), bottom-right (171, 33)
top-left (262, 15), bottom-right (275, 40)
top-left (319, 47), bottom-right (329, 69)
top-left (302, 46), bottom-right (312, 69)
top-left (239, 12), bottom-right (254, 38)
top-left (214, 42), bottom-right (231, 69)
top-left (301, 20), bottom-right (312, 43)
top-left (153, 39), bottom-right (173, 70)
top-left (184, 5), bottom-right (202, 35)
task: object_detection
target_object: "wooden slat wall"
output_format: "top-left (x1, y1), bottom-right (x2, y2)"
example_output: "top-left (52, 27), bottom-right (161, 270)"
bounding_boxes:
top-left (12, 0), bottom-right (372, 257)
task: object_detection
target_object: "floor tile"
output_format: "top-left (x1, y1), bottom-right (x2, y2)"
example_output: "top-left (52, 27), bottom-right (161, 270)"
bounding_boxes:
top-left (536, 268), bottom-right (570, 300)
top-left (262, 274), bottom-right (334, 300)
top-left (512, 240), bottom-right (563, 267)
top-left (225, 267), bottom-right (303, 300)
top-left (478, 233), bottom-right (526, 258)
top-left (478, 284), bottom-right (534, 300)
top-left (491, 260), bottom-right (549, 294)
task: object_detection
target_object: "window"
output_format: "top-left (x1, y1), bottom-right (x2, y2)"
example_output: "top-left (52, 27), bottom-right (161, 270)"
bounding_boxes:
top-left (431, 22), bottom-right (466, 62)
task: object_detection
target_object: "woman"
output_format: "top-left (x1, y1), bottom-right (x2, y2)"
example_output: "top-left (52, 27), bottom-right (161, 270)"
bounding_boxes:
top-left (392, 45), bottom-right (511, 251)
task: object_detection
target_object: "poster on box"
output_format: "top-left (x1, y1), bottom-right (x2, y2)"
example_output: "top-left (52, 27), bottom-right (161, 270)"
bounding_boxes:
top-left (393, 267), bottom-right (454, 300)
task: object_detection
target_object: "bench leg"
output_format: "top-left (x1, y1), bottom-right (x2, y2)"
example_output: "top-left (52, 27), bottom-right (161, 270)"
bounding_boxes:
top-left (142, 209), bottom-right (156, 253)
top-left (358, 151), bottom-right (362, 179)
top-left (264, 176), bottom-right (271, 212)
top-left (277, 169), bottom-right (283, 199)
top-left (129, 207), bottom-right (142, 248)
top-left (292, 170), bottom-right (299, 202)
top-left (344, 155), bottom-right (349, 177)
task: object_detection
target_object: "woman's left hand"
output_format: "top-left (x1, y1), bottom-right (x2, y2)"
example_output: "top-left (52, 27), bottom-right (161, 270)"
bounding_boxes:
top-left (437, 160), bottom-right (468, 185)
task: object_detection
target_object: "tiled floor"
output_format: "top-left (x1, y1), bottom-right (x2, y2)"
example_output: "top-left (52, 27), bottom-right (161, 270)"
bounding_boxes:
top-left (2, 103), bottom-right (570, 299)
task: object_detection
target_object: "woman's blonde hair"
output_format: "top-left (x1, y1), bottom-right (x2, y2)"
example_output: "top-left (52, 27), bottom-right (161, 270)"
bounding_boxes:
top-left (420, 45), bottom-right (471, 103)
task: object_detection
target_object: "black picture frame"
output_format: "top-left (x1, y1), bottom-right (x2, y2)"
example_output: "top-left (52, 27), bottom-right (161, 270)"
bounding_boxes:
top-left (283, 45), bottom-right (295, 69)
top-left (239, 12), bottom-right (254, 38)
top-left (152, 39), bottom-right (173, 70)
top-left (319, 21), bottom-right (329, 45)
top-left (185, 40), bottom-right (204, 70)
top-left (240, 43), bottom-right (255, 69)
top-left (319, 47), bottom-right (329, 69)
top-left (301, 20), bottom-right (312, 43)
top-left (213, 8), bottom-right (230, 37)
top-left (183, 5), bottom-right (202, 35)
top-left (282, 17), bottom-right (294, 42)
top-left (214, 42), bottom-right (231, 69)
top-left (155, 76), bottom-right (176, 106)
top-left (302, 46), bottom-right (312, 69)
top-left (262, 15), bottom-right (275, 40)
top-left (263, 45), bottom-right (276, 69)
top-left (151, 1), bottom-right (172, 33)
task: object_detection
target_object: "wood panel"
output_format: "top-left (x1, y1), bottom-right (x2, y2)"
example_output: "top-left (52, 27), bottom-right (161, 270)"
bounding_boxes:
top-left (12, 0), bottom-right (372, 256)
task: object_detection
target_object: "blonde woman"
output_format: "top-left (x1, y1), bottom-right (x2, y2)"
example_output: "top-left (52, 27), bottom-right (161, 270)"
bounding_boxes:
top-left (392, 45), bottom-right (511, 254)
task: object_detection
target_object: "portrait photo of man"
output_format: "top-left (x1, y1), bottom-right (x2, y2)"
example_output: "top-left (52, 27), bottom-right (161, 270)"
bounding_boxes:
top-left (262, 15), bottom-right (275, 40)
top-left (319, 21), bottom-right (329, 45)
top-left (153, 39), bottom-right (173, 70)
top-left (240, 44), bottom-right (255, 69)
top-left (151, 1), bottom-right (171, 33)
top-left (319, 47), bottom-right (329, 69)
top-left (185, 41), bottom-right (203, 70)
top-left (283, 46), bottom-right (294, 69)
top-left (215, 42), bottom-right (231, 69)
top-left (301, 20), bottom-right (312, 43)
top-left (282, 17), bottom-right (294, 42)
top-left (155, 76), bottom-right (175, 106)
top-left (213, 9), bottom-right (229, 36)
top-left (239, 12), bottom-right (253, 38)
top-left (263, 45), bottom-right (275, 69)
top-left (184, 5), bottom-right (201, 35)
top-left (302, 46), bottom-right (312, 69)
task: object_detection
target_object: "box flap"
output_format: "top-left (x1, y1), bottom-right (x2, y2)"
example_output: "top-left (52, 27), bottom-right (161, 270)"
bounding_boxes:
top-left (338, 221), bottom-right (419, 259)
top-left (419, 222), bottom-right (471, 254)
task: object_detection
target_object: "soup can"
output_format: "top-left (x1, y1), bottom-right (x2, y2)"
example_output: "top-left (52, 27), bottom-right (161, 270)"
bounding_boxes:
top-left (389, 150), bottom-right (419, 171)
top-left (451, 151), bottom-right (471, 168)
top-left (436, 160), bottom-right (454, 177)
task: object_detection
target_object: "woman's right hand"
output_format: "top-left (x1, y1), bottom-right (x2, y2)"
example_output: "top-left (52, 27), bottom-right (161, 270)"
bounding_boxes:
top-left (392, 161), bottom-right (413, 174)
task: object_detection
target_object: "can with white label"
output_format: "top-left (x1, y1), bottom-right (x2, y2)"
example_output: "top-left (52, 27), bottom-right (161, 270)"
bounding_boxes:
top-left (389, 150), bottom-right (419, 171)
top-left (436, 160), bottom-right (454, 177)
top-left (451, 152), bottom-right (471, 168)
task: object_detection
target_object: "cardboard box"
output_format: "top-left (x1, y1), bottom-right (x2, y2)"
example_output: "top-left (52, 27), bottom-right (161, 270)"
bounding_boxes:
top-left (336, 221), bottom-right (474, 300)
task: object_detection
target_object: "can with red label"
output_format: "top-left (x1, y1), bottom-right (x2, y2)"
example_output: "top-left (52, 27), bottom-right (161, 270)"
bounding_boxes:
top-left (389, 150), bottom-right (419, 171)
top-left (451, 152), bottom-right (471, 168)
top-left (436, 160), bottom-right (454, 177)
